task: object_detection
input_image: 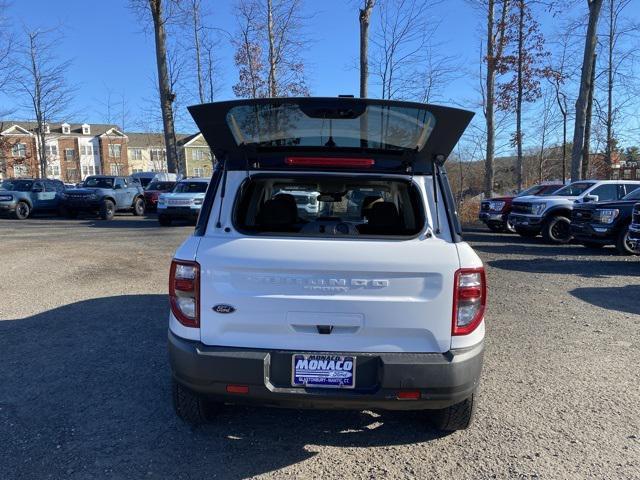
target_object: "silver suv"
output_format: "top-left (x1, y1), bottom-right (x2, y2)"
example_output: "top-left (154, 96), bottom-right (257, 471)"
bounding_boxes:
top-left (0, 178), bottom-right (65, 219)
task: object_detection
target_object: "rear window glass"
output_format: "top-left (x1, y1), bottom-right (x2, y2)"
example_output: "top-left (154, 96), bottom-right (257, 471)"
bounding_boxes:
top-left (174, 181), bottom-right (208, 193)
top-left (234, 175), bottom-right (425, 237)
top-left (226, 103), bottom-right (436, 151)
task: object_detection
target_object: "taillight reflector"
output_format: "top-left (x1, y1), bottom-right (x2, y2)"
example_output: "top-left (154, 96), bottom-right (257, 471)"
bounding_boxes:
top-left (396, 390), bottom-right (421, 400)
top-left (452, 267), bottom-right (486, 336)
top-left (169, 259), bottom-right (200, 328)
top-left (285, 157), bottom-right (375, 168)
top-left (226, 385), bottom-right (249, 394)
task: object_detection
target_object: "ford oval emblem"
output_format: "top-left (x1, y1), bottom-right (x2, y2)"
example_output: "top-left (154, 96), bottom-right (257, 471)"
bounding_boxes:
top-left (213, 304), bottom-right (235, 314)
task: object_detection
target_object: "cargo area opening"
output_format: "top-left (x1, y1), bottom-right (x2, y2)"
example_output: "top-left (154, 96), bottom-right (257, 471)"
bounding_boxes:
top-left (233, 174), bottom-right (425, 237)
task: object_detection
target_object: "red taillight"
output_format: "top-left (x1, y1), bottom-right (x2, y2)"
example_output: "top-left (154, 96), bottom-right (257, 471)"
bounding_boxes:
top-left (452, 267), bottom-right (486, 336)
top-left (169, 259), bottom-right (200, 328)
top-left (396, 390), bottom-right (421, 400)
top-left (285, 157), bottom-right (375, 168)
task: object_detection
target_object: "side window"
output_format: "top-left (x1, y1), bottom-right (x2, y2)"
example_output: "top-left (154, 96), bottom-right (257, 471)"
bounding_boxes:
top-left (115, 178), bottom-right (125, 189)
top-left (590, 184), bottom-right (618, 202)
top-left (623, 183), bottom-right (640, 197)
top-left (32, 181), bottom-right (44, 192)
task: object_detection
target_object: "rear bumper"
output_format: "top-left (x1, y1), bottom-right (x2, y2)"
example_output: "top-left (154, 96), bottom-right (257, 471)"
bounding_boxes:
top-left (168, 330), bottom-right (484, 410)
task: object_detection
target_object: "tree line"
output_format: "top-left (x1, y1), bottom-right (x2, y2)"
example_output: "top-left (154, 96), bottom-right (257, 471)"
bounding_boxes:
top-left (1, 0), bottom-right (638, 188)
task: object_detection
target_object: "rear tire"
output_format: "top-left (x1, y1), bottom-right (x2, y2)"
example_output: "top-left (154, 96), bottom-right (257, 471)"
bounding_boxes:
top-left (542, 215), bottom-right (572, 244)
top-left (515, 227), bottom-right (538, 238)
top-left (616, 227), bottom-right (638, 255)
top-left (158, 214), bottom-right (172, 226)
top-left (100, 199), bottom-right (115, 220)
top-left (132, 197), bottom-right (145, 216)
top-left (172, 380), bottom-right (217, 425)
top-left (14, 201), bottom-right (30, 220)
top-left (429, 394), bottom-right (476, 431)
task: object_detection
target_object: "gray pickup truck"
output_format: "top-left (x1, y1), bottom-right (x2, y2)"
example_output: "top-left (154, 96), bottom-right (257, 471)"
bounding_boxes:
top-left (60, 175), bottom-right (145, 220)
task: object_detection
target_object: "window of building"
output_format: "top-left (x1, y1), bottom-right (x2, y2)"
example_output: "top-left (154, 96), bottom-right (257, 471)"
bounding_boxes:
top-left (45, 145), bottom-right (58, 157)
top-left (131, 168), bottom-right (144, 174)
top-left (65, 148), bottom-right (75, 161)
top-left (13, 164), bottom-right (28, 177)
top-left (48, 165), bottom-right (61, 177)
top-left (62, 124), bottom-right (71, 134)
top-left (81, 165), bottom-right (97, 177)
top-left (66, 168), bottom-right (78, 181)
top-left (192, 149), bottom-right (209, 161)
top-left (110, 164), bottom-right (122, 175)
top-left (11, 143), bottom-right (26, 157)
top-left (150, 148), bottom-right (166, 162)
top-left (130, 148), bottom-right (142, 161)
top-left (82, 124), bottom-right (90, 135)
top-left (623, 169), bottom-right (632, 180)
top-left (109, 144), bottom-right (122, 158)
top-left (193, 167), bottom-right (203, 177)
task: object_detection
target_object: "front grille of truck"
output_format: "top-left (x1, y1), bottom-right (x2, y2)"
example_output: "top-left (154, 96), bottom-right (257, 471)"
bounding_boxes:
top-left (511, 203), bottom-right (530, 214)
top-left (572, 209), bottom-right (593, 223)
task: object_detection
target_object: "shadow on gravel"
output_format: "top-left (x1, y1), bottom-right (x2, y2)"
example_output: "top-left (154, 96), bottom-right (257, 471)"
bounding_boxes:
top-left (570, 284), bottom-right (640, 315)
top-left (488, 258), bottom-right (640, 278)
top-left (0, 295), bottom-right (444, 480)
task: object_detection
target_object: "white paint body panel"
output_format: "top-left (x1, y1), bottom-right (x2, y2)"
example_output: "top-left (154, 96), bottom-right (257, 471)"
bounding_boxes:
top-left (170, 171), bottom-right (485, 353)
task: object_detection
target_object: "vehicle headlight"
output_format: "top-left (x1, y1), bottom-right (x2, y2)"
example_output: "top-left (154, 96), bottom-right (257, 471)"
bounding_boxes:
top-left (158, 196), bottom-right (166, 205)
top-left (531, 203), bottom-right (546, 215)
top-left (0, 194), bottom-right (13, 201)
top-left (594, 208), bottom-right (619, 224)
top-left (489, 201), bottom-right (505, 211)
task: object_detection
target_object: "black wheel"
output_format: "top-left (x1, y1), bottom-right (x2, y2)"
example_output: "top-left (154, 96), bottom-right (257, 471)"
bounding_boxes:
top-left (429, 394), bottom-right (476, 431)
top-left (616, 227), bottom-right (638, 256)
top-left (515, 227), bottom-right (538, 238)
top-left (100, 199), bottom-right (115, 220)
top-left (504, 216), bottom-right (516, 234)
top-left (580, 241), bottom-right (605, 249)
top-left (172, 380), bottom-right (218, 425)
top-left (133, 197), bottom-right (145, 216)
top-left (158, 214), bottom-right (172, 226)
top-left (487, 223), bottom-right (504, 233)
top-left (542, 215), bottom-right (572, 244)
top-left (14, 201), bottom-right (30, 220)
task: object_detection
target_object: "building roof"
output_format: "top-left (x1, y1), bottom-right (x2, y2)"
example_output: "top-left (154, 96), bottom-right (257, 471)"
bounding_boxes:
top-left (0, 121), bottom-right (122, 137)
top-left (126, 132), bottom-right (190, 148)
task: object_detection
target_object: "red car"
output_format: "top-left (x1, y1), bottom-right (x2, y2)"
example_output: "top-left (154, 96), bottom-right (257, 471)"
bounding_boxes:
top-left (479, 183), bottom-right (563, 233)
top-left (144, 180), bottom-right (176, 211)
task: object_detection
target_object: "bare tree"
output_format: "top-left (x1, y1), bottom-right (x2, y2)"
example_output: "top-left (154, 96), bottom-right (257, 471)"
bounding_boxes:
top-left (12, 28), bottom-right (73, 178)
top-left (477, 0), bottom-right (512, 197)
top-left (370, 0), bottom-right (442, 100)
top-left (0, 0), bottom-right (14, 101)
top-left (131, 0), bottom-right (180, 173)
top-left (496, 0), bottom-right (550, 191)
top-left (359, 0), bottom-right (375, 98)
top-left (570, 0), bottom-right (604, 181)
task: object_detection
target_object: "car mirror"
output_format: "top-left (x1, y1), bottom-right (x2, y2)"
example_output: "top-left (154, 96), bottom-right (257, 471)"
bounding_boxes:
top-left (584, 194), bottom-right (598, 203)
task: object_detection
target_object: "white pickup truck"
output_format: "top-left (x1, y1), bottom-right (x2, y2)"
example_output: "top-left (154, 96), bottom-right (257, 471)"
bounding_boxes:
top-left (167, 97), bottom-right (486, 431)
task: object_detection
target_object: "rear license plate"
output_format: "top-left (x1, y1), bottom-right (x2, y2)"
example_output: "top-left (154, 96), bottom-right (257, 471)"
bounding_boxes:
top-left (168, 199), bottom-right (191, 206)
top-left (292, 354), bottom-right (356, 388)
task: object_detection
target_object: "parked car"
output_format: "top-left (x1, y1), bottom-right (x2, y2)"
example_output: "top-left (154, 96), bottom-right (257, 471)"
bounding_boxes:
top-left (0, 178), bottom-right (66, 220)
top-left (168, 97), bottom-right (485, 431)
top-left (571, 185), bottom-right (640, 254)
top-left (627, 203), bottom-right (640, 251)
top-left (144, 180), bottom-right (176, 211)
top-left (479, 183), bottom-right (563, 233)
top-left (157, 177), bottom-right (209, 226)
top-left (509, 180), bottom-right (640, 243)
top-left (60, 175), bottom-right (145, 220)
top-left (131, 171), bottom-right (159, 189)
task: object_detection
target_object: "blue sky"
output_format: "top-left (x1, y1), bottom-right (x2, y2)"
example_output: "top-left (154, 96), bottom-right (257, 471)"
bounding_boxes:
top-left (2, 0), bottom-right (640, 155)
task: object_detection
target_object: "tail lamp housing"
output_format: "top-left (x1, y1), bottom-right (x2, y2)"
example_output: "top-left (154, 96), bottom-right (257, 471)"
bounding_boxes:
top-left (452, 267), bottom-right (486, 336)
top-left (169, 259), bottom-right (200, 328)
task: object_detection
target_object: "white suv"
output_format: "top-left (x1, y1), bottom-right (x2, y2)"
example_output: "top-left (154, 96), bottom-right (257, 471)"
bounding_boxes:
top-left (167, 98), bottom-right (486, 431)
top-left (509, 180), bottom-right (640, 243)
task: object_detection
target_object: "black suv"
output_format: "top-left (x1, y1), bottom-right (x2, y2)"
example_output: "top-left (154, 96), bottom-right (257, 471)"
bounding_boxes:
top-left (60, 175), bottom-right (145, 220)
top-left (571, 185), bottom-right (640, 255)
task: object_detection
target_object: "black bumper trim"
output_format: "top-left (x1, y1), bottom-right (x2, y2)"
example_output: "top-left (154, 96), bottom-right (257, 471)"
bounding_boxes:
top-left (168, 330), bottom-right (484, 410)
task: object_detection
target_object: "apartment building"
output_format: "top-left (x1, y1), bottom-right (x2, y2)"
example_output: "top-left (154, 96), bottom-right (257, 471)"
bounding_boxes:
top-left (179, 133), bottom-right (215, 177)
top-left (1, 121), bottom-right (215, 181)
top-left (0, 121), bottom-right (129, 181)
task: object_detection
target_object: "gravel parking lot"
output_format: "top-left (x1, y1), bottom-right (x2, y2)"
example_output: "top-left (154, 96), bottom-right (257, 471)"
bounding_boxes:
top-left (1, 216), bottom-right (639, 479)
